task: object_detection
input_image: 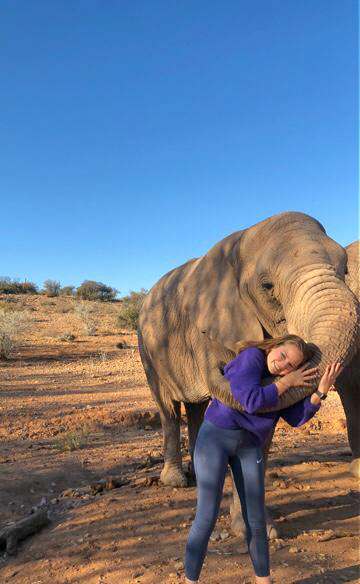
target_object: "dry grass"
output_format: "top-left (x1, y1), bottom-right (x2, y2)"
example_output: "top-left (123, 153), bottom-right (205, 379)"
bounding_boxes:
top-left (0, 308), bottom-right (32, 358)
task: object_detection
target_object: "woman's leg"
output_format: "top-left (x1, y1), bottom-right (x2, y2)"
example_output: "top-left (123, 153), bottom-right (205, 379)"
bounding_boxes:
top-left (230, 447), bottom-right (271, 582)
top-left (184, 421), bottom-right (229, 582)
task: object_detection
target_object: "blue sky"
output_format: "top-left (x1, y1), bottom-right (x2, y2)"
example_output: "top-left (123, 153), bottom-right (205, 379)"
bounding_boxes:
top-left (1, 1), bottom-right (358, 296)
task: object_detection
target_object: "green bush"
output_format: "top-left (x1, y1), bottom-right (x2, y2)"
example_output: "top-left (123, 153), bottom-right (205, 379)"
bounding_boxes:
top-left (0, 278), bottom-right (38, 295)
top-left (76, 280), bottom-right (117, 302)
top-left (43, 279), bottom-right (61, 297)
top-left (117, 289), bottom-right (147, 330)
top-left (54, 427), bottom-right (89, 452)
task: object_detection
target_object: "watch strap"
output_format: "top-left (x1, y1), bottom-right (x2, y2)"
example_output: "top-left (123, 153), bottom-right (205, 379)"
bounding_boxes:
top-left (315, 389), bottom-right (327, 400)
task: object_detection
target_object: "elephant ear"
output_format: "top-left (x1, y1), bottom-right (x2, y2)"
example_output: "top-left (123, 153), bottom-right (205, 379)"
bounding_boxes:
top-left (182, 231), bottom-right (264, 351)
top-left (345, 241), bottom-right (359, 299)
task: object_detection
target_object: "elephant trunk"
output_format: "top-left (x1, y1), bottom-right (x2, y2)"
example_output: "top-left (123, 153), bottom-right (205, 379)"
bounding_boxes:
top-left (278, 264), bottom-right (360, 407)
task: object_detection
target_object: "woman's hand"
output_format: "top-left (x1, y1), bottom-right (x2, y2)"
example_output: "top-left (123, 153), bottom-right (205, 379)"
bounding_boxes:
top-left (318, 363), bottom-right (343, 394)
top-left (275, 363), bottom-right (319, 395)
top-left (282, 363), bottom-right (319, 388)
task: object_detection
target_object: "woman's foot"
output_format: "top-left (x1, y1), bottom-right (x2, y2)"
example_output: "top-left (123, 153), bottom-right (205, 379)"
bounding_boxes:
top-left (255, 576), bottom-right (271, 583)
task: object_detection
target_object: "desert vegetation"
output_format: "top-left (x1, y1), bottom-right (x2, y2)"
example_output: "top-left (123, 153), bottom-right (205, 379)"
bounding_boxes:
top-left (0, 277), bottom-right (38, 295)
top-left (0, 305), bottom-right (32, 358)
top-left (117, 288), bottom-right (148, 330)
top-left (76, 280), bottom-right (118, 302)
top-left (43, 279), bottom-right (61, 297)
top-left (0, 276), bottom-right (119, 302)
top-left (0, 277), bottom-right (147, 360)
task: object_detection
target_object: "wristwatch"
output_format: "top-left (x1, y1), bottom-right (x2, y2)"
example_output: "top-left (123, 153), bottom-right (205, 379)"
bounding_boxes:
top-left (315, 389), bottom-right (327, 400)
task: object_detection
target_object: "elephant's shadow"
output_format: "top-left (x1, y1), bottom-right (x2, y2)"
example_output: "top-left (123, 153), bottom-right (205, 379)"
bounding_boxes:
top-left (271, 491), bottom-right (360, 534)
top-left (293, 564), bottom-right (359, 583)
top-left (268, 447), bottom-right (352, 468)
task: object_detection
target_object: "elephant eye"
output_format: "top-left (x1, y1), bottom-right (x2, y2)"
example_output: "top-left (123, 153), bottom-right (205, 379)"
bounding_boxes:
top-left (262, 282), bottom-right (274, 291)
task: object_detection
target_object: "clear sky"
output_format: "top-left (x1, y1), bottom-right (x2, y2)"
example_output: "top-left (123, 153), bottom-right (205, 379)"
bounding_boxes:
top-left (1, 1), bottom-right (358, 296)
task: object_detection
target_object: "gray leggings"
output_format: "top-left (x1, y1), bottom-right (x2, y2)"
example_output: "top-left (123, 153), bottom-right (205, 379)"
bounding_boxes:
top-left (185, 419), bottom-right (269, 580)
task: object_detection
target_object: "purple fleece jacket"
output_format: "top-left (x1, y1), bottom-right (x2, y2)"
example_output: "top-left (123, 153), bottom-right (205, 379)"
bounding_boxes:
top-left (205, 347), bottom-right (320, 446)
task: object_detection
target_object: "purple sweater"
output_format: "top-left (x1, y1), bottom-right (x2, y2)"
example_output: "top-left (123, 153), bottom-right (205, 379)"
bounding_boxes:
top-left (205, 347), bottom-right (320, 446)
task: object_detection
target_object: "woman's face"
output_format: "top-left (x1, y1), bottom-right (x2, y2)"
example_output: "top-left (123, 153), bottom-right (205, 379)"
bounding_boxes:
top-left (266, 343), bottom-right (304, 376)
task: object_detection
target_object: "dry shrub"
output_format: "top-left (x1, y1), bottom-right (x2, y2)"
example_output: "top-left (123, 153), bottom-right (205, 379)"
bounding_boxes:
top-left (58, 332), bottom-right (76, 342)
top-left (0, 301), bottom-right (17, 313)
top-left (41, 299), bottom-right (56, 307)
top-left (57, 300), bottom-right (73, 314)
top-left (117, 289), bottom-right (147, 331)
top-left (60, 286), bottom-right (75, 297)
top-left (0, 309), bottom-right (31, 358)
top-left (0, 278), bottom-right (38, 295)
top-left (54, 427), bottom-right (89, 451)
top-left (74, 302), bottom-right (97, 335)
top-left (43, 279), bottom-right (61, 297)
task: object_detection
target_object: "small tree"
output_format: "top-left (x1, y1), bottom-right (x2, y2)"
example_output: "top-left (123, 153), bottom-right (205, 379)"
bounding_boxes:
top-left (76, 280), bottom-right (117, 302)
top-left (60, 285), bottom-right (75, 297)
top-left (117, 289), bottom-right (147, 330)
top-left (43, 279), bottom-right (61, 297)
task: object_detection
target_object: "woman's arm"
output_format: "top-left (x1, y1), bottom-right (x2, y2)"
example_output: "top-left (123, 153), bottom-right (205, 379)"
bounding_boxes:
top-left (280, 396), bottom-right (320, 427)
top-left (309, 363), bottom-right (342, 405)
top-left (281, 363), bottom-right (343, 427)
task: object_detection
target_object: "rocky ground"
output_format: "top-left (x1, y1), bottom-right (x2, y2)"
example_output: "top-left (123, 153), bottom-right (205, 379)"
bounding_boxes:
top-left (0, 295), bottom-right (359, 583)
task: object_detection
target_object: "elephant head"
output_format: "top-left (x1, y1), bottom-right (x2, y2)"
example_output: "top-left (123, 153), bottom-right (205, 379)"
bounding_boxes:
top-left (183, 212), bottom-right (360, 409)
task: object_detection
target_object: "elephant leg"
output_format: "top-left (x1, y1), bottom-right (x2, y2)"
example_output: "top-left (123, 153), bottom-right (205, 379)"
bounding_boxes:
top-left (159, 400), bottom-right (188, 487)
top-left (230, 425), bottom-right (278, 540)
top-left (184, 401), bottom-right (209, 479)
top-left (137, 336), bottom-right (187, 487)
top-left (338, 379), bottom-right (360, 478)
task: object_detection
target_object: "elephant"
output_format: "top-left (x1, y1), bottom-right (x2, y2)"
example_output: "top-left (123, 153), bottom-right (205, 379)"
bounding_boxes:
top-left (337, 240), bottom-right (360, 477)
top-left (138, 212), bottom-right (359, 534)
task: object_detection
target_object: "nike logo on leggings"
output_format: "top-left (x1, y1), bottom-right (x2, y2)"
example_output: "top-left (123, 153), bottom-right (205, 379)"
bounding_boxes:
top-left (256, 458), bottom-right (262, 463)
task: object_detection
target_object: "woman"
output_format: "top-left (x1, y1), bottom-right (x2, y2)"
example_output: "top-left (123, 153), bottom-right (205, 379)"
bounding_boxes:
top-left (184, 334), bottom-right (342, 584)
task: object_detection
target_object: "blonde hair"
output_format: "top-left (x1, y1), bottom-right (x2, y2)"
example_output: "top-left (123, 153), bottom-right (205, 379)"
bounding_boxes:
top-left (235, 334), bottom-right (314, 364)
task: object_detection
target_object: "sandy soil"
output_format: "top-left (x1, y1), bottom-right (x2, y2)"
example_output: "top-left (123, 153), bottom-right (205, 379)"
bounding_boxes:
top-left (0, 295), bottom-right (359, 584)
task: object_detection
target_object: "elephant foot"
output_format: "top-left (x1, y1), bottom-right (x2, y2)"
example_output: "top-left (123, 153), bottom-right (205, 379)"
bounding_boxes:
top-left (230, 510), bottom-right (246, 541)
top-left (265, 507), bottom-right (279, 540)
top-left (184, 460), bottom-right (196, 486)
top-left (160, 463), bottom-right (188, 487)
top-left (230, 506), bottom-right (278, 541)
top-left (349, 458), bottom-right (360, 478)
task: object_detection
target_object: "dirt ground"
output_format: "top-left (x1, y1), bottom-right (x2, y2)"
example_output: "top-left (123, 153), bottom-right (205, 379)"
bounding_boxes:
top-left (0, 295), bottom-right (359, 584)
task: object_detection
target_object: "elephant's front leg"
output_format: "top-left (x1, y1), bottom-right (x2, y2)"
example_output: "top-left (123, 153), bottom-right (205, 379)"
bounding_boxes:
top-left (184, 401), bottom-right (210, 479)
top-left (159, 401), bottom-right (188, 487)
top-left (338, 373), bottom-right (360, 478)
top-left (230, 426), bottom-right (278, 540)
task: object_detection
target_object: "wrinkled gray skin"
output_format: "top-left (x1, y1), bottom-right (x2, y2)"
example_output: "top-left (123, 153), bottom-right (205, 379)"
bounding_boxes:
top-left (138, 212), bottom-right (360, 537)
top-left (337, 241), bottom-right (360, 477)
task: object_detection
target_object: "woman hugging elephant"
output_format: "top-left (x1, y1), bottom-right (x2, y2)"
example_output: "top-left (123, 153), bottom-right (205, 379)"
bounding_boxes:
top-left (137, 211), bottom-right (360, 540)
